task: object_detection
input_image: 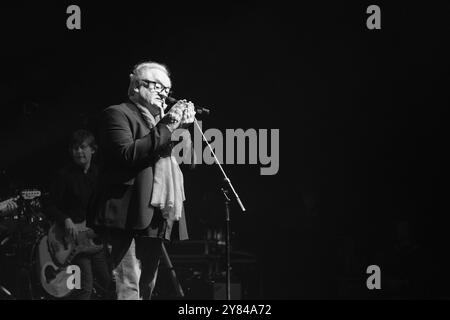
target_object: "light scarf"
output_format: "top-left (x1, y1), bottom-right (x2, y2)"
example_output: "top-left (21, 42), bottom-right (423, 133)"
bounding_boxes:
top-left (135, 103), bottom-right (185, 221)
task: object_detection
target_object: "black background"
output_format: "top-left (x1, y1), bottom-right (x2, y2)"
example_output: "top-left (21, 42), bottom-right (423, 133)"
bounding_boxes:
top-left (0, 1), bottom-right (448, 299)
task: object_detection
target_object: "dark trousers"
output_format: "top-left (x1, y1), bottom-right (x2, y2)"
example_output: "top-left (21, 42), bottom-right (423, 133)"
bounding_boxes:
top-left (69, 247), bottom-right (112, 300)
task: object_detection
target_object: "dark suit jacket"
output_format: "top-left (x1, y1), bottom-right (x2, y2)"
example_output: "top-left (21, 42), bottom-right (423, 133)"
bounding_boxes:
top-left (94, 101), bottom-right (188, 238)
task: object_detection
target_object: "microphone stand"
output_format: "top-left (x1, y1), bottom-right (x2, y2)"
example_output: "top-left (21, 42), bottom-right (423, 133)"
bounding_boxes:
top-left (193, 118), bottom-right (246, 300)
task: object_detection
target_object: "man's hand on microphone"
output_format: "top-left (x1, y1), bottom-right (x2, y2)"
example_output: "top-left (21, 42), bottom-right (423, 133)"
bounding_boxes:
top-left (181, 101), bottom-right (196, 127)
top-left (163, 99), bottom-right (196, 131)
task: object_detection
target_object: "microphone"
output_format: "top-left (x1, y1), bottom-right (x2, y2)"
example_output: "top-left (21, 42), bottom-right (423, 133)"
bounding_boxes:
top-left (165, 96), bottom-right (210, 115)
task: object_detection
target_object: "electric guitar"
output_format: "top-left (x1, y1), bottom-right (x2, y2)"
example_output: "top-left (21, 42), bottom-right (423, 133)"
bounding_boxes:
top-left (37, 221), bottom-right (104, 298)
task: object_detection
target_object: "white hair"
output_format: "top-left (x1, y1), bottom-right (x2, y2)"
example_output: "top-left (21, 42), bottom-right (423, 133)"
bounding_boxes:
top-left (132, 61), bottom-right (170, 77)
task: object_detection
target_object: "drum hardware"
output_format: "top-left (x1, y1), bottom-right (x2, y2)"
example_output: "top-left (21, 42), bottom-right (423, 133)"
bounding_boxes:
top-left (0, 188), bottom-right (50, 300)
top-left (0, 284), bottom-right (15, 300)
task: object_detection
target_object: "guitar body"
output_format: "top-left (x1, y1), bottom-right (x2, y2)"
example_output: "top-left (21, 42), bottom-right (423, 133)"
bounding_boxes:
top-left (37, 235), bottom-right (72, 298)
top-left (37, 222), bottom-right (104, 298)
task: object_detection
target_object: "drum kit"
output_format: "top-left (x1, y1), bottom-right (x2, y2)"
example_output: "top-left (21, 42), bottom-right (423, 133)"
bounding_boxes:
top-left (0, 188), bottom-right (53, 300)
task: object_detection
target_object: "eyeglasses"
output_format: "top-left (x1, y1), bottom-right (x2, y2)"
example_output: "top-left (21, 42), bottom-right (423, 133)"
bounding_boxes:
top-left (140, 79), bottom-right (171, 95)
top-left (72, 142), bottom-right (92, 151)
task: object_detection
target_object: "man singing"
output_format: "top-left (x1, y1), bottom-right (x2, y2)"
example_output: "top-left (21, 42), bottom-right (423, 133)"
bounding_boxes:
top-left (95, 61), bottom-right (195, 299)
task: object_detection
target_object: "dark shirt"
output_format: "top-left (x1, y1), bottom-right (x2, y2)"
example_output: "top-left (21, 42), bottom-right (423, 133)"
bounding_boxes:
top-left (47, 162), bottom-right (98, 224)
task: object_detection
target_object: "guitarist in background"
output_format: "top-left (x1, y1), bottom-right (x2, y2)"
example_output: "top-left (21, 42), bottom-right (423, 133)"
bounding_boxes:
top-left (46, 129), bottom-right (112, 300)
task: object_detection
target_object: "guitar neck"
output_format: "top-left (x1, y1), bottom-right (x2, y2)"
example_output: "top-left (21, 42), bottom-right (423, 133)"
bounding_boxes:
top-left (0, 196), bottom-right (19, 213)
